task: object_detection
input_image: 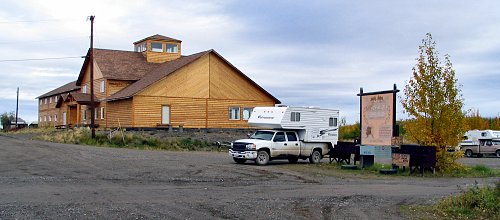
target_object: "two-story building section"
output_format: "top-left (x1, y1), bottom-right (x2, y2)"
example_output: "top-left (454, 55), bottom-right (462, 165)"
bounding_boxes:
top-left (37, 34), bottom-right (280, 129)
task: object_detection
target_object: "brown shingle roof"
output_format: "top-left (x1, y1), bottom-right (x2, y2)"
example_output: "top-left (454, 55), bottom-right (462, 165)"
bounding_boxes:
top-left (107, 50), bottom-right (211, 101)
top-left (37, 81), bottom-right (80, 99)
top-left (133, 34), bottom-right (182, 44)
top-left (77, 49), bottom-right (161, 85)
top-left (71, 93), bottom-right (97, 105)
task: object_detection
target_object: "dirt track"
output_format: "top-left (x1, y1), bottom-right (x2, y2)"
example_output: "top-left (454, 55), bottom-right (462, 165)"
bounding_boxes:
top-left (0, 134), bottom-right (498, 219)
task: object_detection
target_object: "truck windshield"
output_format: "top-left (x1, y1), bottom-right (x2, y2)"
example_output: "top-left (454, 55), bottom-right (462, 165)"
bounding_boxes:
top-left (250, 131), bottom-right (275, 141)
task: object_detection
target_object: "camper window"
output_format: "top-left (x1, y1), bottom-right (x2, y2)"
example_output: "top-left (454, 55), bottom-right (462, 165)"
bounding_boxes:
top-left (273, 132), bottom-right (286, 142)
top-left (229, 107), bottom-right (240, 120)
top-left (291, 112), bottom-right (300, 122)
top-left (329, 117), bottom-right (338, 127)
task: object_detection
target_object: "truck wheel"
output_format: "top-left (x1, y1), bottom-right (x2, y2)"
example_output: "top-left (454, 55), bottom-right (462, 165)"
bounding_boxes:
top-left (496, 150), bottom-right (500, 158)
top-left (309, 150), bottom-right (322, 164)
top-left (288, 157), bottom-right (299, 164)
top-left (465, 149), bottom-right (473, 157)
top-left (233, 158), bottom-right (246, 164)
top-left (255, 150), bottom-right (269, 165)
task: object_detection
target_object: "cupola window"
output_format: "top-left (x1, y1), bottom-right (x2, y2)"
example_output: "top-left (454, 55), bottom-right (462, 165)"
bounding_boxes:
top-left (166, 44), bottom-right (178, 53)
top-left (134, 42), bottom-right (146, 52)
top-left (151, 42), bottom-right (163, 52)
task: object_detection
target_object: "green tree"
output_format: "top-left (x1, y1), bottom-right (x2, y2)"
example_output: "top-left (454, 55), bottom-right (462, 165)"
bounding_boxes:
top-left (401, 33), bottom-right (466, 172)
top-left (1, 112), bottom-right (15, 130)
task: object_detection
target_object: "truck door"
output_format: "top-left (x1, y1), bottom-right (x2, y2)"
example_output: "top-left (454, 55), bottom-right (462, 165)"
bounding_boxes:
top-left (286, 132), bottom-right (300, 156)
top-left (272, 132), bottom-right (287, 157)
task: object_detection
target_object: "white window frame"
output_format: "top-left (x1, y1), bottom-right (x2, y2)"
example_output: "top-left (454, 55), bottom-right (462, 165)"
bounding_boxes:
top-left (83, 85), bottom-right (87, 93)
top-left (44, 98), bottom-right (47, 104)
top-left (54, 114), bottom-right (57, 122)
top-left (329, 117), bottom-right (338, 127)
top-left (44, 116), bottom-right (47, 122)
top-left (55, 96), bottom-right (58, 103)
top-left (100, 107), bottom-right (105, 119)
top-left (229, 107), bottom-right (240, 120)
top-left (161, 105), bottom-right (170, 124)
top-left (100, 81), bottom-right (105, 93)
top-left (48, 116), bottom-right (51, 121)
top-left (40, 100), bottom-right (42, 105)
top-left (95, 108), bottom-right (98, 120)
top-left (49, 97), bottom-right (52, 103)
top-left (39, 116), bottom-right (42, 122)
top-left (83, 110), bottom-right (87, 120)
top-left (243, 107), bottom-right (253, 120)
top-left (291, 112), bottom-right (301, 122)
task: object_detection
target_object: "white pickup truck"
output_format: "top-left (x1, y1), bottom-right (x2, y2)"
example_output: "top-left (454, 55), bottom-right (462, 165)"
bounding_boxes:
top-left (229, 106), bottom-right (339, 165)
top-left (229, 130), bottom-right (330, 165)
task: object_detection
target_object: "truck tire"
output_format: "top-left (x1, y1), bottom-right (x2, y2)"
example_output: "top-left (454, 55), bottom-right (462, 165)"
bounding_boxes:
top-left (496, 150), bottom-right (500, 158)
top-left (465, 149), bottom-right (473, 157)
top-left (233, 158), bottom-right (246, 164)
top-left (288, 157), bottom-right (299, 164)
top-left (255, 150), bottom-right (270, 165)
top-left (309, 150), bottom-right (321, 164)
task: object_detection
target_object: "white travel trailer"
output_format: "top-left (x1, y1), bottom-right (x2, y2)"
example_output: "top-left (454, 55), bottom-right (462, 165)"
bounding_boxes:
top-left (229, 106), bottom-right (340, 165)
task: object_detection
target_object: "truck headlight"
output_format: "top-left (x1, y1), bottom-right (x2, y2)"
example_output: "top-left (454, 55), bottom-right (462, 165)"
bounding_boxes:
top-left (246, 144), bottom-right (256, 150)
top-left (231, 142), bottom-right (234, 147)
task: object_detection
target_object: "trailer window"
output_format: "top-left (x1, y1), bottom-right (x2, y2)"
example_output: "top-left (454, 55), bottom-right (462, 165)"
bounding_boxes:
top-left (273, 132), bottom-right (286, 142)
top-left (329, 117), bottom-right (338, 127)
top-left (291, 112), bottom-right (300, 122)
top-left (286, 132), bottom-right (298, 142)
top-left (243, 107), bottom-right (253, 120)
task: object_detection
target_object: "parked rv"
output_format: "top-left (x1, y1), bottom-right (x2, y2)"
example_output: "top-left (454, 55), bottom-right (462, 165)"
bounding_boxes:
top-left (229, 106), bottom-right (339, 165)
top-left (459, 130), bottom-right (500, 158)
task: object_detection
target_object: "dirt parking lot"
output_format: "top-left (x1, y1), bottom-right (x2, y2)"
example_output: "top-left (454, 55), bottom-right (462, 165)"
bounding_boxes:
top-left (0, 134), bottom-right (498, 219)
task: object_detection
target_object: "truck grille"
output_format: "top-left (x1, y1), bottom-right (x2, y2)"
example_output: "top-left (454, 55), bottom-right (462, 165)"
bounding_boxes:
top-left (231, 142), bottom-right (248, 151)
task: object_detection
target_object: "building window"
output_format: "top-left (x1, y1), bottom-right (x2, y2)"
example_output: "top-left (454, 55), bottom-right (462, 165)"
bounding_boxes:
top-left (49, 97), bottom-right (52, 103)
top-left (162, 105), bottom-right (170, 124)
top-left (329, 117), bottom-right (338, 127)
top-left (151, 42), bottom-right (163, 52)
top-left (243, 107), bottom-right (253, 120)
top-left (54, 115), bottom-right (57, 122)
top-left (48, 116), bottom-right (51, 121)
top-left (44, 116), bottom-right (47, 122)
top-left (166, 44), bottom-right (178, 53)
top-left (100, 107), bottom-right (105, 119)
top-left (54, 96), bottom-right (58, 103)
top-left (44, 98), bottom-right (47, 104)
top-left (229, 107), bottom-right (240, 120)
top-left (83, 85), bottom-right (87, 93)
top-left (39, 100), bottom-right (42, 105)
top-left (134, 42), bottom-right (146, 52)
top-left (83, 110), bottom-right (87, 120)
top-left (100, 81), bottom-right (105, 93)
top-left (39, 116), bottom-right (42, 122)
top-left (291, 112), bottom-right (300, 122)
top-left (95, 108), bottom-right (98, 120)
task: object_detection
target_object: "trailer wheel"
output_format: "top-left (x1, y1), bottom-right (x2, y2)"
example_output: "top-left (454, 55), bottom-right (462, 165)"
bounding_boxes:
top-left (255, 150), bottom-right (270, 166)
top-left (309, 150), bottom-right (322, 164)
top-left (233, 158), bottom-right (246, 164)
top-left (496, 150), bottom-right (500, 158)
top-left (465, 149), bottom-right (473, 157)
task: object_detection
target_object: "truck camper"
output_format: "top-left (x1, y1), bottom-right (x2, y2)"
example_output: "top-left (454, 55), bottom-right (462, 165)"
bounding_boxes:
top-left (460, 130), bottom-right (500, 158)
top-left (229, 106), bottom-right (340, 165)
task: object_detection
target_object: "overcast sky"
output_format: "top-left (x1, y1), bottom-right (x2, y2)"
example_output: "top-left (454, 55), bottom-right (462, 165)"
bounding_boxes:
top-left (1, 0), bottom-right (499, 124)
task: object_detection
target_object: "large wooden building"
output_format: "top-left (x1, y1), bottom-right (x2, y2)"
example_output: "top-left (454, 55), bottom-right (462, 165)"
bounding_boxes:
top-left (37, 35), bottom-right (280, 129)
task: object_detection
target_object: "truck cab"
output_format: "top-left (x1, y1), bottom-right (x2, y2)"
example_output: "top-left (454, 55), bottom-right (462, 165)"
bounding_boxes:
top-left (229, 130), bottom-right (329, 165)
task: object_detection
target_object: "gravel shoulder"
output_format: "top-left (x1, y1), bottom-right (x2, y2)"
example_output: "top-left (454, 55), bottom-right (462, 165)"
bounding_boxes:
top-left (0, 133), bottom-right (498, 219)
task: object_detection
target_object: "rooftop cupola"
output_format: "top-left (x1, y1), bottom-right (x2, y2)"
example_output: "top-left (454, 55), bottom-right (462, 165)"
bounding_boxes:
top-left (133, 34), bottom-right (182, 63)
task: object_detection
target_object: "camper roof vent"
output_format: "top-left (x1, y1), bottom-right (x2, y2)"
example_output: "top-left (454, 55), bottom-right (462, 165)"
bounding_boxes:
top-left (275, 104), bottom-right (288, 107)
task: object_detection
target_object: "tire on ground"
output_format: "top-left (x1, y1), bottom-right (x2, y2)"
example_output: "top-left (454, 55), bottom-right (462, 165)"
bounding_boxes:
top-left (255, 150), bottom-right (270, 165)
top-left (309, 150), bottom-right (321, 164)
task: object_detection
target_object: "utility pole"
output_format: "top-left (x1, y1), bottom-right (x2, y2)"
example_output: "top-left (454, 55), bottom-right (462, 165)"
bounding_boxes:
top-left (15, 87), bottom-right (19, 129)
top-left (89, 15), bottom-right (96, 138)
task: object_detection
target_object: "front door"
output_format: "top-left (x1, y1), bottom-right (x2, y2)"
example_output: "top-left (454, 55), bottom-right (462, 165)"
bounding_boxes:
top-left (272, 132), bottom-right (288, 157)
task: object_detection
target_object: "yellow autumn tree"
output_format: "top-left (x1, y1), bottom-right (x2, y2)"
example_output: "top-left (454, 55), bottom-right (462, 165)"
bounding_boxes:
top-left (401, 33), bottom-right (467, 172)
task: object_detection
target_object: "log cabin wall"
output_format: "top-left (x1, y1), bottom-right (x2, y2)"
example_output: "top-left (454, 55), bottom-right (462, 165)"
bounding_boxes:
top-left (106, 98), bottom-right (133, 128)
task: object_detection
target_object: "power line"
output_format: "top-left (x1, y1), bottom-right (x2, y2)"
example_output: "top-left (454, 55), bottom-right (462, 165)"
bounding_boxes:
top-left (0, 56), bottom-right (84, 62)
top-left (0, 36), bottom-right (87, 45)
top-left (0, 18), bottom-right (80, 24)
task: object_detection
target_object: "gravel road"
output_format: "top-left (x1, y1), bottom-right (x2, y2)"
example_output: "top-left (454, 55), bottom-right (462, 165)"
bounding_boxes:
top-left (0, 133), bottom-right (498, 219)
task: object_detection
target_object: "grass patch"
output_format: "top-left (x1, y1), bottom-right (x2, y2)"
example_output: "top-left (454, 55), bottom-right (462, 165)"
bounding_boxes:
top-left (403, 182), bottom-right (500, 220)
top-left (23, 128), bottom-right (221, 151)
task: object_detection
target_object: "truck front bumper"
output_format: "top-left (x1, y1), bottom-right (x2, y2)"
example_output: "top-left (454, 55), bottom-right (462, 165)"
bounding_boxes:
top-left (229, 149), bottom-right (257, 160)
